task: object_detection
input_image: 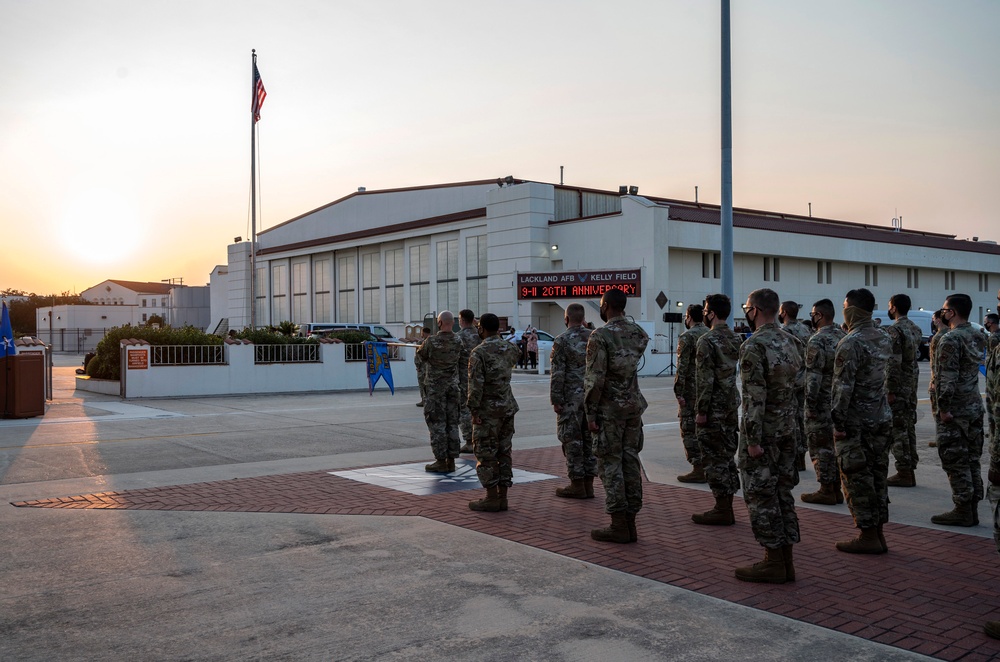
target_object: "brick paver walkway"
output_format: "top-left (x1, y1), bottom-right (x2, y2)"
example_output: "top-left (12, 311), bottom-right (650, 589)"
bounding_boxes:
top-left (12, 446), bottom-right (1000, 661)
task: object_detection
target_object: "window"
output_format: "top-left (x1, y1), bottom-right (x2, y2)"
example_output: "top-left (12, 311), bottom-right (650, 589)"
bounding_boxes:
top-left (817, 260), bottom-right (832, 284)
top-left (271, 263), bottom-right (288, 323)
top-left (466, 235), bottom-right (488, 314)
top-left (437, 239), bottom-right (459, 313)
top-left (313, 259), bottom-right (331, 322)
top-left (142, 313), bottom-right (147, 322)
top-left (763, 257), bottom-right (780, 282)
top-left (254, 266), bottom-right (267, 323)
top-left (907, 268), bottom-right (919, 289)
top-left (142, 298), bottom-right (147, 307)
top-left (865, 265), bottom-right (879, 287)
top-left (362, 252), bottom-right (380, 323)
top-left (292, 262), bottom-right (309, 323)
top-left (385, 248), bottom-right (404, 323)
top-left (410, 244), bottom-right (430, 321)
top-left (980, 273), bottom-right (990, 292)
top-left (702, 252), bottom-right (720, 279)
top-left (337, 255), bottom-right (356, 322)
top-left (944, 270), bottom-right (956, 290)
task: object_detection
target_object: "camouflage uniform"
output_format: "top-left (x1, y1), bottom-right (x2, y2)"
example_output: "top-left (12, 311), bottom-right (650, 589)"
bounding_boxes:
top-left (457, 325), bottom-right (482, 444)
top-left (804, 324), bottom-right (847, 484)
top-left (550, 324), bottom-right (596, 480)
top-left (987, 330), bottom-right (1000, 444)
top-left (414, 340), bottom-right (428, 404)
top-left (694, 323), bottom-right (742, 498)
top-left (932, 322), bottom-right (986, 507)
top-left (738, 322), bottom-right (804, 549)
top-left (415, 330), bottom-right (464, 461)
top-left (782, 321), bottom-right (810, 459)
top-left (675, 322), bottom-right (709, 466)
top-left (585, 315), bottom-right (649, 515)
top-left (987, 342), bottom-right (1000, 552)
top-left (885, 317), bottom-right (922, 471)
top-left (928, 328), bottom-right (946, 419)
top-left (467, 336), bottom-right (521, 488)
top-left (831, 320), bottom-right (892, 530)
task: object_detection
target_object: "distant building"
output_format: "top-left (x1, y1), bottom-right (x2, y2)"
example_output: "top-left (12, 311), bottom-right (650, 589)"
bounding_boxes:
top-left (214, 178), bottom-right (999, 359)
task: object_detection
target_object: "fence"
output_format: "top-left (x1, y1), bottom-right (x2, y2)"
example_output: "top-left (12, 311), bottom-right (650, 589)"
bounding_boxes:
top-left (151, 345), bottom-right (226, 366)
top-left (35, 328), bottom-right (109, 353)
top-left (254, 344), bottom-right (321, 364)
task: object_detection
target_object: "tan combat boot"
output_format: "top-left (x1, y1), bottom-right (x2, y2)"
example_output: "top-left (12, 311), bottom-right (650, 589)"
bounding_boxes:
top-left (800, 483), bottom-right (840, 505)
top-left (691, 494), bottom-right (735, 525)
top-left (469, 485), bottom-right (504, 512)
top-left (931, 502), bottom-right (976, 527)
top-left (591, 512), bottom-right (631, 543)
top-left (626, 512), bottom-right (638, 543)
top-left (782, 544), bottom-right (795, 582)
top-left (836, 527), bottom-right (885, 554)
top-left (424, 458), bottom-right (450, 473)
top-left (877, 523), bottom-right (888, 553)
top-left (498, 484), bottom-right (509, 511)
top-left (887, 469), bottom-right (916, 487)
top-left (735, 547), bottom-right (787, 584)
top-left (555, 478), bottom-right (588, 499)
top-left (584, 476), bottom-right (595, 498)
top-left (677, 465), bottom-right (707, 484)
top-left (446, 457), bottom-right (456, 472)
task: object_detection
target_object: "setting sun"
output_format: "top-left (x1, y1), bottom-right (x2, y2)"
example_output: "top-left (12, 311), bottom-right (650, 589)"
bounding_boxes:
top-left (55, 187), bottom-right (143, 265)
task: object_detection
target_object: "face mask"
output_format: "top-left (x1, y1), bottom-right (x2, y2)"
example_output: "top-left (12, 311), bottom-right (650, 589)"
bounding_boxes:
top-left (888, 309), bottom-right (897, 321)
top-left (746, 308), bottom-right (758, 332)
top-left (600, 306), bottom-right (608, 323)
top-left (843, 306), bottom-right (872, 331)
top-left (778, 314), bottom-right (785, 324)
top-left (704, 312), bottom-right (715, 327)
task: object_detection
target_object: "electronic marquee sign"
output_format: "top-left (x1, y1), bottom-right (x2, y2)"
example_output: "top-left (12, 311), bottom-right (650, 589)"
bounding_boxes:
top-left (517, 270), bottom-right (642, 300)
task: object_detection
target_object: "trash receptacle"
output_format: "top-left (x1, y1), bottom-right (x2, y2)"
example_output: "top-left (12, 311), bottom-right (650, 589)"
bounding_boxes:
top-left (1, 354), bottom-right (46, 418)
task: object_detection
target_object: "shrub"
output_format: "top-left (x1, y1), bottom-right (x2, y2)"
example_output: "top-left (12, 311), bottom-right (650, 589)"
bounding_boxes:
top-left (324, 330), bottom-right (376, 344)
top-left (88, 325), bottom-right (224, 380)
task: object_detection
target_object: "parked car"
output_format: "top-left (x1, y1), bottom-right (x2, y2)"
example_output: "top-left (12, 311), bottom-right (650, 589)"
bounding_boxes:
top-left (872, 310), bottom-right (936, 361)
top-left (505, 328), bottom-right (556, 364)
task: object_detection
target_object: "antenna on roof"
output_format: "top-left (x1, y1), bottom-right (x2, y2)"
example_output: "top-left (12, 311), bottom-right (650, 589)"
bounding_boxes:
top-left (695, 186), bottom-right (699, 204)
top-left (891, 208), bottom-right (902, 233)
top-left (560, 166), bottom-right (564, 185)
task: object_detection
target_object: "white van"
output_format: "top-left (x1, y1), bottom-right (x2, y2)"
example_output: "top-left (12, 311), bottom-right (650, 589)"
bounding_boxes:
top-left (301, 323), bottom-right (399, 342)
top-left (871, 310), bottom-right (934, 361)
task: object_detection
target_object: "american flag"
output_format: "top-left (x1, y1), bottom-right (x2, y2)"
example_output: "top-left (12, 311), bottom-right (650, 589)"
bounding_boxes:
top-left (252, 64), bottom-right (267, 123)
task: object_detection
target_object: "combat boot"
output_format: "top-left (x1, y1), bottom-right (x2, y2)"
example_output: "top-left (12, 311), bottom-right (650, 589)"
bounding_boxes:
top-left (584, 476), bottom-right (595, 498)
top-left (459, 443), bottom-right (474, 454)
top-left (985, 621), bottom-right (1000, 640)
top-left (931, 502), bottom-right (976, 527)
top-left (691, 494), bottom-right (735, 525)
top-left (497, 484), bottom-right (509, 511)
top-left (835, 527), bottom-right (885, 554)
top-left (735, 547), bottom-right (787, 584)
top-left (795, 454), bottom-right (807, 472)
top-left (781, 544), bottom-right (795, 582)
top-left (928, 440), bottom-right (938, 447)
top-left (469, 485), bottom-right (504, 512)
top-left (446, 457), bottom-right (456, 472)
top-left (800, 483), bottom-right (840, 505)
top-left (677, 465), bottom-right (707, 483)
top-left (424, 458), bottom-right (450, 473)
top-left (555, 478), bottom-right (588, 499)
top-left (877, 523), bottom-right (888, 553)
top-left (591, 512), bottom-right (631, 543)
top-left (626, 512), bottom-right (638, 543)
top-left (887, 469), bottom-right (916, 487)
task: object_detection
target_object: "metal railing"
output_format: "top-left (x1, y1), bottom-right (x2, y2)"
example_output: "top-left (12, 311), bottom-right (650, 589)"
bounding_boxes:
top-left (254, 343), bottom-right (321, 364)
top-left (344, 343), bottom-right (402, 362)
top-left (151, 345), bottom-right (226, 366)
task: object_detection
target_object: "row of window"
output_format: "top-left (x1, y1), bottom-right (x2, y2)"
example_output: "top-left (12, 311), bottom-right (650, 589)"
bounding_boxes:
top-left (700, 252), bottom-right (987, 292)
top-left (259, 236), bottom-right (488, 325)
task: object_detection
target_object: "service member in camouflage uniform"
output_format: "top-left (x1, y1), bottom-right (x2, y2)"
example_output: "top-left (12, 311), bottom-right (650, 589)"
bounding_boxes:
top-left (985, 317), bottom-right (1000, 639)
top-left (585, 288), bottom-right (649, 544)
top-left (800, 299), bottom-right (847, 505)
top-left (466, 313), bottom-right (521, 512)
top-left (691, 294), bottom-right (742, 525)
top-left (457, 309), bottom-right (482, 454)
top-left (735, 288), bottom-right (803, 583)
top-left (414, 327), bottom-right (432, 407)
top-left (930, 294), bottom-right (986, 527)
top-left (675, 304), bottom-right (710, 483)
top-left (550, 303), bottom-right (596, 499)
top-left (780, 301), bottom-right (811, 472)
top-left (884, 294), bottom-right (923, 487)
top-left (985, 312), bottom-right (1000, 447)
top-left (416, 311), bottom-right (464, 474)
top-left (831, 288), bottom-right (893, 554)
top-left (927, 309), bottom-right (947, 447)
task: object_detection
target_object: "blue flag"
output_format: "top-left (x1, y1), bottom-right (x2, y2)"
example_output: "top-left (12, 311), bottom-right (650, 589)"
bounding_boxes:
top-left (365, 341), bottom-right (394, 395)
top-left (1, 302), bottom-right (16, 357)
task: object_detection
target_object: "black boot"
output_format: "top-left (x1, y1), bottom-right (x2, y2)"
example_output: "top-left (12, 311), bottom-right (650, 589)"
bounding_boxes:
top-left (591, 512), bottom-right (631, 543)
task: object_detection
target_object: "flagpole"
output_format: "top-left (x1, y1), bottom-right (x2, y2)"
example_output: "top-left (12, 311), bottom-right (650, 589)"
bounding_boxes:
top-left (250, 49), bottom-right (258, 330)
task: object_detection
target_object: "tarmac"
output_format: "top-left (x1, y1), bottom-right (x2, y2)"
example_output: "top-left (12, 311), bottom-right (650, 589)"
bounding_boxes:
top-left (1, 354), bottom-right (997, 661)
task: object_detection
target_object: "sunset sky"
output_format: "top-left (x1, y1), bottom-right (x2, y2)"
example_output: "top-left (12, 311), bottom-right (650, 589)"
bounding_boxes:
top-left (2, 0), bottom-right (998, 296)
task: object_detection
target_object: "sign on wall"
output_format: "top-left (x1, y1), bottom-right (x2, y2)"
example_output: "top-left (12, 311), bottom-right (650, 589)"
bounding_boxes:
top-left (517, 270), bottom-right (641, 300)
top-left (127, 349), bottom-right (148, 370)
